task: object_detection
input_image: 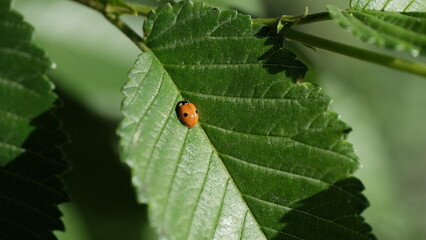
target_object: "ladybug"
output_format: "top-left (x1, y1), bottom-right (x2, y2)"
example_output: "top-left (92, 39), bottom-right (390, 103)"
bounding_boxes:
top-left (176, 101), bottom-right (199, 128)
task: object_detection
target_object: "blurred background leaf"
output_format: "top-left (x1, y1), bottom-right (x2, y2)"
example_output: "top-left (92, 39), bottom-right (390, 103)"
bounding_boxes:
top-left (14, 0), bottom-right (155, 239)
top-left (54, 89), bottom-right (155, 240)
top-left (0, 0), bottom-right (68, 239)
top-left (14, 0), bottom-right (426, 239)
top-left (328, 5), bottom-right (426, 57)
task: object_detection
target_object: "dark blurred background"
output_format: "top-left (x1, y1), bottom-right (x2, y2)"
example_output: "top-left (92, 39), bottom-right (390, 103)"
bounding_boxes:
top-left (14, 0), bottom-right (426, 239)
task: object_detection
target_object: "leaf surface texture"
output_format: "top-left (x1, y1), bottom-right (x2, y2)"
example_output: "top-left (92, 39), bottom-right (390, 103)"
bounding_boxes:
top-left (350, 0), bottom-right (426, 11)
top-left (118, 2), bottom-right (375, 239)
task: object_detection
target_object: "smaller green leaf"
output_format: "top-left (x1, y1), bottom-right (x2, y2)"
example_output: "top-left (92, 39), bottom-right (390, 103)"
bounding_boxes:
top-left (328, 5), bottom-right (426, 57)
top-left (350, 0), bottom-right (426, 12)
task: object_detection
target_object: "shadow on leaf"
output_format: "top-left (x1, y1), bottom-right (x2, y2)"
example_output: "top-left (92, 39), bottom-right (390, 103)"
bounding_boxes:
top-left (256, 26), bottom-right (308, 81)
top-left (272, 177), bottom-right (376, 240)
top-left (0, 102), bottom-right (69, 240)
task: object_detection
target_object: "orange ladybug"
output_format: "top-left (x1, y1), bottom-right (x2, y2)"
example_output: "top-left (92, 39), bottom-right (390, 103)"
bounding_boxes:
top-left (176, 101), bottom-right (199, 128)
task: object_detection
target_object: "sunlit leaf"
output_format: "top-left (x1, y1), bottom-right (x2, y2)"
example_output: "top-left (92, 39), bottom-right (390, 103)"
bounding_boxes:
top-left (350, 0), bottom-right (426, 11)
top-left (328, 5), bottom-right (426, 57)
top-left (118, 1), bottom-right (374, 239)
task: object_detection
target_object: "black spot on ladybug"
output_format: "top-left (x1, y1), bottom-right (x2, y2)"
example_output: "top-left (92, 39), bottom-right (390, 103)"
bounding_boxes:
top-left (184, 113), bottom-right (188, 117)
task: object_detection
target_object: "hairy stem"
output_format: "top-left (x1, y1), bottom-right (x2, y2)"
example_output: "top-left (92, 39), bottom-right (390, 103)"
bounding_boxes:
top-left (105, 13), bottom-right (149, 51)
top-left (296, 12), bottom-right (331, 25)
top-left (73, 0), bottom-right (155, 16)
top-left (72, 0), bottom-right (149, 51)
top-left (105, 3), bottom-right (155, 16)
top-left (252, 12), bottom-right (331, 27)
top-left (282, 27), bottom-right (426, 77)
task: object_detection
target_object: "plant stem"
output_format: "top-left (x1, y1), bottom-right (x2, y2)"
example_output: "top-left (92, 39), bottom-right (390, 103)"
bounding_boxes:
top-left (252, 12), bottom-right (331, 27)
top-left (72, 0), bottom-right (149, 51)
top-left (296, 12), bottom-right (331, 25)
top-left (252, 18), bottom-right (278, 27)
top-left (73, 0), bottom-right (155, 16)
top-left (105, 3), bottom-right (156, 16)
top-left (281, 27), bottom-right (426, 77)
top-left (104, 13), bottom-right (149, 51)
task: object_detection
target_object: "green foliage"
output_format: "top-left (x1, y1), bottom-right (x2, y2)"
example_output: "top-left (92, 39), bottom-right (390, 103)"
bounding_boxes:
top-left (0, 2), bottom-right (56, 165)
top-left (0, 1), bottom-right (68, 239)
top-left (328, 5), bottom-right (426, 57)
top-left (350, 0), bottom-right (426, 11)
top-left (118, 1), bottom-right (374, 239)
top-left (331, 0), bottom-right (426, 57)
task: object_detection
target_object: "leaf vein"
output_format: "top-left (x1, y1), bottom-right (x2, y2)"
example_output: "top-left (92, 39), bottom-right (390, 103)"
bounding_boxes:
top-left (238, 210), bottom-right (249, 240)
top-left (356, 12), bottom-right (426, 43)
top-left (259, 225), bottom-right (304, 240)
top-left (245, 194), bottom-right (371, 240)
top-left (185, 151), bottom-right (214, 239)
top-left (211, 178), bottom-right (230, 240)
top-left (124, 55), bottom-right (156, 114)
top-left (130, 71), bottom-right (165, 147)
top-left (201, 122), bottom-right (357, 163)
top-left (164, 63), bottom-right (306, 69)
top-left (219, 152), bottom-right (364, 204)
top-left (0, 77), bottom-right (47, 98)
top-left (161, 128), bottom-right (189, 223)
top-left (403, 0), bottom-right (416, 11)
top-left (181, 89), bottom-right (320, 101)
top-left (141, 96), bottom-right (179, 185)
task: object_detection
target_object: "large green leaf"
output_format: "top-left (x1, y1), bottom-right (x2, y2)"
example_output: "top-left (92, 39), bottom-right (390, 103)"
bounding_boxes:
top-left (350, 0), bottom-right (426, 11)
top-left (118, 1), bottom-right (374, 239)
top-left (0, 1), bottom-right (68, 239)
top-left (328, 5), bottom-right (426, 57)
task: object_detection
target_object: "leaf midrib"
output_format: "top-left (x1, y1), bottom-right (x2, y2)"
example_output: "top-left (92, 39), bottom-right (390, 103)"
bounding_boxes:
top-left (147, 49), bottom-right (269, 239)
top-left (181, 89), bottom-right (322, 101)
